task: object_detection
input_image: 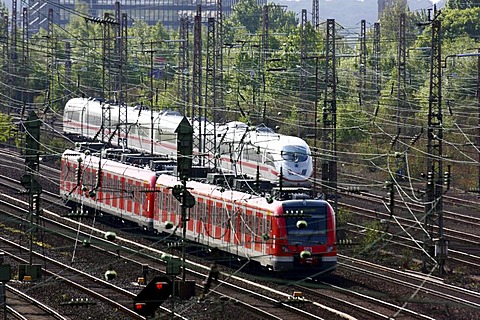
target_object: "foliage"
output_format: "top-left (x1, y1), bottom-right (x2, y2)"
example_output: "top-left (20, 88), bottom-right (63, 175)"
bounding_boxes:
top-left (228, 0), bottom-right (263, 34)
top-left (359, 220), bottom-right (385, 254)
top-left (0, 113), bottom-right (15, 143)
top-left (336, 207), bottom-right (353, 229)
top-left (445, 0), bottom-right (480, 9)
top-left (441, 7), bottom-right (480, 39)
top-left (3, 1), bottom-right (480, 191)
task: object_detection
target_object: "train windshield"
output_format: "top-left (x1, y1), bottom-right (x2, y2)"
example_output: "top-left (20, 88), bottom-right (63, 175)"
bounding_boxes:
top-left (281, 146), bottom-right (309, 163)
top-left (282, 204), bottom-right (328, 245)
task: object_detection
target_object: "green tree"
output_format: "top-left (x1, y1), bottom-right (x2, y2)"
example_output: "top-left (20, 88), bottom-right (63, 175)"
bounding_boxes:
top-left (446, 0), bottom-right (480, 9)
top-left (0, 113), bottom-right (15, 143)
top-left (441, 7), bottom-right (480, 39)
top-left (229, 0), bottom-right (263, 34)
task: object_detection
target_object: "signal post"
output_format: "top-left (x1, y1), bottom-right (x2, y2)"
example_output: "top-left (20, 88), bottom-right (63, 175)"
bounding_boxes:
top-left (133, 117), bottom-right (196, 317)
top-left (19, 111), bottom-right (43, 281)
top-left (174, 117), bottom-right (196, 296)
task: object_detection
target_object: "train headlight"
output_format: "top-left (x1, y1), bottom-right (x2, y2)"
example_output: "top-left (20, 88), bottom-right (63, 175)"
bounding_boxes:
top-left (296, 220), bottom-right (308, 229)
top-left (300, 251), bottom-right (311, 259)
top-left (281, 246), bottom-right (290, 253)
top-left (326, 245), bottom-right (334, 253)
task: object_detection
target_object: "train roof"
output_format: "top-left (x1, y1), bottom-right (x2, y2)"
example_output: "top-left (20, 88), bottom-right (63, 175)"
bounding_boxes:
top-left (64, 98), bottom-right (309, 152)
top-left (218, 121), bottom-right (310, 155)
top-left (62, 149), bottom-right (287, 211)
top-left (62, 150), bottom-right (158, 183)
top-left (156, 173), bottom-right (281, 212)
top-left (64, 97), bottom-right (188, 134)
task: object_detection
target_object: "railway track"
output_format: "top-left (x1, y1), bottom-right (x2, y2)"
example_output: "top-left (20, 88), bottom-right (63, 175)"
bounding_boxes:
top-left (1, 149), bottom-right (480, 319)
top-left (0, 191), bottom-right (350, 319)
top-left (338, 193), bottom-right (480, 253)
top-left (293, 281), bottom-right (436, 320)
top-left (346, 221), bottom-right (480, 269)
top-left (2, 285), bottom-right (67, 320)
top-left (338, 255), bottom-right (480, 311)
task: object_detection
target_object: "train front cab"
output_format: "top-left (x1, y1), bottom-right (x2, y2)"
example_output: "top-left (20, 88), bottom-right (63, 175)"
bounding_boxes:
top-left (269, 199), bottom-right (337, 276)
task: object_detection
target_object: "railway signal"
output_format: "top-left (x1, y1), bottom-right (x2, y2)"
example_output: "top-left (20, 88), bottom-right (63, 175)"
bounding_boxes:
top-left (171, 184), bottom-right (195, 208)
top-left (21, 111), bottom-right (43, 275)
top-left (175, 117), bottom-right (193, 179)
top-left (133, 275), bottom-right (172, 317)
top-left (24, 111), bottom-right (42, 173)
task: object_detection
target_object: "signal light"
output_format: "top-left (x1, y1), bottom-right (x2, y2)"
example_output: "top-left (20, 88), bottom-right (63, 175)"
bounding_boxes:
top-left (155, 282), bottom-right (166, 290)
top-left (134, 302), bottom-right (146, 311)
top-left (443, 165), bottom-right (451, 190)
top-left (133, 276), bottom-right (172, 317)
top-left (426, 171), bottom-right (433, 181)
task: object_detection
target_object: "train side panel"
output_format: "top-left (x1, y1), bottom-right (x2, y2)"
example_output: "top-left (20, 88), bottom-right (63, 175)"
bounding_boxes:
top-left (63, 98), bottom-right (314, 186)
top-left (60, 151), bottom-right (156, 229)
top-left (152, 175), bottom-right (336, 274)
top-left (60, 149), bottom-right (336, 275)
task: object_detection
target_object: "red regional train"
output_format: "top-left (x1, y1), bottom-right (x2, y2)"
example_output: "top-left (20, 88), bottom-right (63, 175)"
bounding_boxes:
top-left (59, 148), bottom-right (337, 275)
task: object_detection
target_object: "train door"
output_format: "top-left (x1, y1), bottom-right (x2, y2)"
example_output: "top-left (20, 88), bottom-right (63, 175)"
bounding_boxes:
top-left (254, 211), bottom-right (264, 253)
top-left (195, 197), bottom-right (204, 239)
top-left (134, 181), bottom-right (142, 217)
top-left (234, 206), bottom-right (242, 246)
top-left (244, 209), bottom-right (253, 249)
top-left (125, 179), bottom-right (134, 216)
top-left (80, 106), bottom-right (86, 137)
top-left (224, 204), bottom-right (232, 243)
top-left (214, 202), bottom-right (223, 239)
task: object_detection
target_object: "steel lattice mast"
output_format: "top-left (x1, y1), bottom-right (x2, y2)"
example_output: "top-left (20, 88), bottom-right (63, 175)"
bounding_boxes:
top-left (322, 19), bottom-right (338, 212)
top-left (359, 20), bottom-right (367, 107)
top-left (312, 0), bottom-right (319, 30)
top-left (423, 18), bottom-right (446, 275)
top-left (192, 6), bottom-right (203, 163)
top-left (203, 17), bottom-right (217, 169)
top-left (178, 16), bottom-right (189, 116)
top-left (395, 13), bottom-right (407, 177)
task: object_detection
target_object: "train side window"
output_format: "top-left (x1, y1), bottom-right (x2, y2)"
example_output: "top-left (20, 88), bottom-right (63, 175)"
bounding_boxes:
top-left (72, 112), bottom-right (80, 122)
top-left (257, 214), bottom-right (263, 237)
top-left (235, 206), bottom-right (243, 234)
top-left (198, 201), bottom-right (204, 222)
top-left (65, 111), bottom-right (76, 122)
top-left (213, 202), bottom-right (218, 226)
top-left (156, 127), bottom-right (163, 142)
top-left (265, 152), bottom-right (275, 166)
top-left (130, 126), bottom-right (137, 136)
top-left (222, 206), bottom-right (228, 226)
top-left (251, 214), bottom-right (256, 235)
top-left (166, 193), bottom-right (172, 212)
top-left (158, 192), bottom-right (163, 212)
top-left (241, 213), bottom-right (246, 234)
top-left (135, 183), bottom-right (143, 205)
top-left (219, 144), bottom-right (229, 155)
top-left (217, 204), bottom-right (222, 225)
top-left (212, 203), bottom-right (217, 225)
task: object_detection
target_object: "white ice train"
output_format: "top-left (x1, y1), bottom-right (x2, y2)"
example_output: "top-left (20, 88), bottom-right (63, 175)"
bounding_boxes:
top-left (63, 97), bottom-right (313, 186)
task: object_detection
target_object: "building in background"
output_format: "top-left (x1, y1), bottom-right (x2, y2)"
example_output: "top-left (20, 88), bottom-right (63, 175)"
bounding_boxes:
top-left (378, 0), bottom-right (405, 17)
top-left (22, 0), bottom-right (265, 32)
